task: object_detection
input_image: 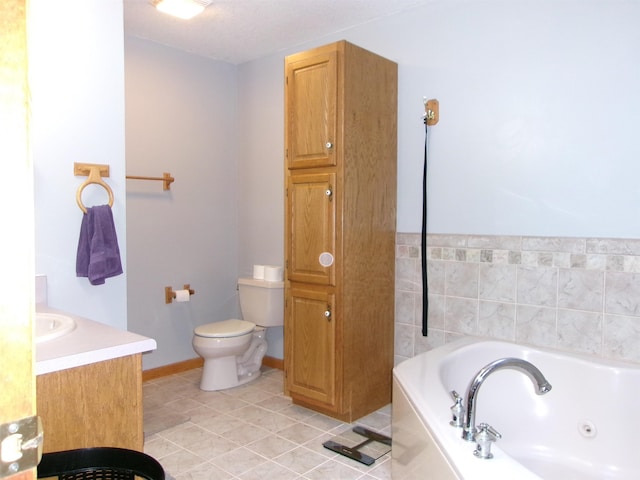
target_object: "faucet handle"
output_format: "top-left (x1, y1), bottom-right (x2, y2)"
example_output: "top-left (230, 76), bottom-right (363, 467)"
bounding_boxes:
top-left (473, 423), bottom-right (502, 459)
top-left (449, 390), bottom-right (465, 428)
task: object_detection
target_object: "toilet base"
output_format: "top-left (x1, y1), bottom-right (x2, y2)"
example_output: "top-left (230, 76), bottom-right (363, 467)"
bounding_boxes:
top-left (199, 356), bottom-right (263, 391)
top-left (196, 327), bottom-right (269, 391)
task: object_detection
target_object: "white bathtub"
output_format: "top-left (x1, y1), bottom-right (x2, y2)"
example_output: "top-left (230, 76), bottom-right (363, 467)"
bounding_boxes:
top-left (392, 337), bottom-right (638, 480)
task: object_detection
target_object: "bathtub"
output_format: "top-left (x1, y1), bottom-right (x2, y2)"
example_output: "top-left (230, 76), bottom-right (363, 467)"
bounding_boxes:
top-left (392, 337), bottom-right (638, 480)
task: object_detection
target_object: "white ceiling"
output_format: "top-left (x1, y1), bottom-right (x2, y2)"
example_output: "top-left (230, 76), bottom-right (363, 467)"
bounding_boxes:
top-left (124, 0), bottom-right (430, 64)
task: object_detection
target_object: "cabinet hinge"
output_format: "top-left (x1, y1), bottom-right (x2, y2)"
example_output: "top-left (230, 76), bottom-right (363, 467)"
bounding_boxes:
top-left (0, 416), bottom-right (43, 478)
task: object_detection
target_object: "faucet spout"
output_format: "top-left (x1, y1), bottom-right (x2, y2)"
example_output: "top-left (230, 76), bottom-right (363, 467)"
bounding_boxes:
top-left (462, 357), bottom-right (552, 442)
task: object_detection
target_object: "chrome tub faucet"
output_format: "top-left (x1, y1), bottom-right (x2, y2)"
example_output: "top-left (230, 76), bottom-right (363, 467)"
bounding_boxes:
top-left (461, 357), bottom-right (552, 442)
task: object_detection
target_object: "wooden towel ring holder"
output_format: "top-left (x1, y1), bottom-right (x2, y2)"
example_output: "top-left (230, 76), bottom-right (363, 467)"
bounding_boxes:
top-left (75, 163), bottom-right (114, 214)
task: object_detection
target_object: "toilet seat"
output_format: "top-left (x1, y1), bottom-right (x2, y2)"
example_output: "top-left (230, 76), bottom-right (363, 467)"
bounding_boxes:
top-left (194, 319), bottom-right (254, 338)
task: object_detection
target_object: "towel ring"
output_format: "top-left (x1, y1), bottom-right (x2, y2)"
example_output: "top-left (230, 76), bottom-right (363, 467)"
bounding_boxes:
top-left (76, 166), bottom-right (114, 214)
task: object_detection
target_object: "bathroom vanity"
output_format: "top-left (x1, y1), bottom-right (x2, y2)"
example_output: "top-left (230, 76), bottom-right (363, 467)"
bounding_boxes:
top-left (36, 307), bottom-right (156, 453)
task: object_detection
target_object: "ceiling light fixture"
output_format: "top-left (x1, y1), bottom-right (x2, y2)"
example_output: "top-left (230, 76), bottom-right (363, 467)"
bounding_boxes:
top-left (152, 0), bottom-right (213, 20)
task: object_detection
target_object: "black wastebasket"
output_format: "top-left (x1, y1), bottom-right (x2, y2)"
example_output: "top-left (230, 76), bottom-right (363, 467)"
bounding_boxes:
top-left (37, 447), bottom-right (165, 480)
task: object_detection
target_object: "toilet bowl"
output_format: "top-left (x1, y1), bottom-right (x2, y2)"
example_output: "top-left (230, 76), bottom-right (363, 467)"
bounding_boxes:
top-left (192, 277), bottom-right (284, 391)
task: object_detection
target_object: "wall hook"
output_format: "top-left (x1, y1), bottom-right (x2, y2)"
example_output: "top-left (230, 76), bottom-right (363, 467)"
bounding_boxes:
top-left (423, 98), bottom-right (439, 126)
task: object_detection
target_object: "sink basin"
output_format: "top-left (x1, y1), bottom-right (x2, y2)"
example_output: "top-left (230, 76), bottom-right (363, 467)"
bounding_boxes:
top-left (35, 312), bottom-right (76, 343)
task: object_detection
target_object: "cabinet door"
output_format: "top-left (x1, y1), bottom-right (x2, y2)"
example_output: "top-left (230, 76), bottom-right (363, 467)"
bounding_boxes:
top-left (286, 284), bottom-right (336, 406)
top-left (287, 172), bottom-right (336, 285)
top-left (285, 50), bottom-right (337, 169)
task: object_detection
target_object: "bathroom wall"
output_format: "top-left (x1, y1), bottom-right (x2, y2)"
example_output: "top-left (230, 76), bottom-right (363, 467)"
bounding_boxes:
top-left (236, 55), bottom-right (287, 357)
top-left (396, 233), bottom-right (640, 366)
top-left (238, 0), bottom-right (640, 240)
top-left (29, 1), bottom-right (639, 371)
top-left (30, 0), bottom-right (127, 329)
top-left (237, 0), bottom-right (640, 360)
top-left (119, 0), bottom-right (640, 368)
top-left (124, 37), bottom-right (240, 369)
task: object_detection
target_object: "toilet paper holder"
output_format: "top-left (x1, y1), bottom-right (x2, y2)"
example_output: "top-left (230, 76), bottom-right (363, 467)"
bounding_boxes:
top-left (165, 284), bottom-right (195, 304)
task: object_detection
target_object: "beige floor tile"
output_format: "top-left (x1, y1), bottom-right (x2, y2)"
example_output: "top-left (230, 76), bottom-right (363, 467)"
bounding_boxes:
top-left (240, 460), bottom-right (299, 480)
top-left (144, 368), bottom-right (392, 480)
top-left (174, 461), bottom-right (234, 480)
top-left (273, 446), bottom-right (329, 475)
top-left (245, 433), bottom-right (298, 458)
top-left (211, 446), bottom-right (269, 476)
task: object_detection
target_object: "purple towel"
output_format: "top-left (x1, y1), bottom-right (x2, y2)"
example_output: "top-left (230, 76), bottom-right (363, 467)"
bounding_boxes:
top-left (76, 204), bottom-right (123, 285)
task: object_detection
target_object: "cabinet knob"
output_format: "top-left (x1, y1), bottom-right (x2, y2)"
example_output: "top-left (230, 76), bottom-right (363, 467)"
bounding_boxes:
top-left (325, 188), bottom-right (332, 197)
top-left (324, 309), bottom-right (332, 321)
top-left (325, 142), bottom-right (333, 149)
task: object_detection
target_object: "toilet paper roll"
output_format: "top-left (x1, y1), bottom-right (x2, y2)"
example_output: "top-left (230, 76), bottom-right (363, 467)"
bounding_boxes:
top-left (253, 264), bottom-right (265, 280)
top-left (264, 265), bottom-right (284, 282)
top-left (175, 289), bottom-right (191, 302)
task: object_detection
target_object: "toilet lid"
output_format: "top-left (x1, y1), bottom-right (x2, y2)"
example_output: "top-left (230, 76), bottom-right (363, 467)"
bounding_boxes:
top-left (194, 319), bottom-right (255, 338)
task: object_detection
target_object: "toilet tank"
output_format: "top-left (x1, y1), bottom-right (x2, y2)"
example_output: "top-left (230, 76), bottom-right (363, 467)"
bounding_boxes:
top-left (237, 277), bottom-right (284, 327)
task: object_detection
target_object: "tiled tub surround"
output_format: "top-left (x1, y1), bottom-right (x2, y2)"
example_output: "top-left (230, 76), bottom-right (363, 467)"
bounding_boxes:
top-left (395, 233), bottom-right (640, 365)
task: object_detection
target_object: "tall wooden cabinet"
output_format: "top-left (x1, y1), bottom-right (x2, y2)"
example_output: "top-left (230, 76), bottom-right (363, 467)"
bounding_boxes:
top-left (284, 41), bottom-right (397, 422)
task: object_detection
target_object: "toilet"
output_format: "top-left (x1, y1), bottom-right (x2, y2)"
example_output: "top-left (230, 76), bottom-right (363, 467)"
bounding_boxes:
top-left (192, 277), bottom-right (284, 391)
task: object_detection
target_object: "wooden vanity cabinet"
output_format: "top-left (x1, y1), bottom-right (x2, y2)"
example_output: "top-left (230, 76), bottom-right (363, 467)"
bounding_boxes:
top-left (36, 354), bottom-right (143, 453)
top-left (284, 40), bottom-right (397, 422)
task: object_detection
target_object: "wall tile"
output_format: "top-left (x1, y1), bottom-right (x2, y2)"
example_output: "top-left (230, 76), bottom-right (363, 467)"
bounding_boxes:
top-left (624, 255), bottom-right (640, 273)
top-left (395, 257), bottom-right (419, 292)
top-left (508, 251), bottom-right (522, 265)
top-left (395, 290), bottom-right (415, 325)
top-left (445, 297), bottom-right (478, 335)
top-left (414, 327), bottom-right (445, 355)
top-left (587, 238), bottom-right (640, 255)
top-left (515, 305), bottom-right (556, 348)
top-left (517, 266), bottom-right (558, 307)
top-left (521, 251), bottom-right (539, 266)
top-left (478, 301), bottom-right (516, 341)
top-left (605, 272), bottom-right (640, 316)
top-left (553, 252), bottom-right (571, 268)
top-left (427, 261), bottom-right (445, 294)
top-left (397, 232), bottom-right (421, 246)
top-left (607, 255), bottom-right (624, 272)
top-left (467, 235), bottom-right (521, 250)
top-left (425, 293), bottom-right (445, 330)
top-left (394, 322), bottom-right (414, 358)
top-left (570, 254), bottom-right (586, 268)
top-left (478, 263), bottom-right (517, 302)
top-left (493, 249), bottom-right (510, 264)
top-left (426, 234), bottom-right (467, 248)
top-left (558, 268), bottom-right (604, 312)
top-left (603, 314), bottom-right (640, 363)
top-left (557, 309), bottom-right (602, 355)
top-left (586, 254), bottom-right (607, 270)
top-left (396, 233), bottom-right (640, 366)
top-left (445, 262), bottom-right (478, 298)
top-left (522, 236), bottom-right (585, 253)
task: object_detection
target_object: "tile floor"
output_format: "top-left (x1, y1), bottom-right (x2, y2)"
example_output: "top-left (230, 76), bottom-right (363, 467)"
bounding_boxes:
top-left (143, 367), bottom-right (392, 480)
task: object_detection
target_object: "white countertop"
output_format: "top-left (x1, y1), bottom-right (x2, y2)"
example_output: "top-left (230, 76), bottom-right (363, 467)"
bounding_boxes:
top-left (36, 306), bottom-right (157, 376)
